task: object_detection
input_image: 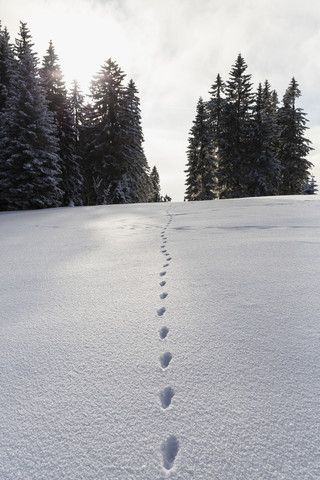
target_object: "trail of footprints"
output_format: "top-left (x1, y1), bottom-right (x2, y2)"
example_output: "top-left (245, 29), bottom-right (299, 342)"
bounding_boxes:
top-left (157, 213), bottom-right (179, 471)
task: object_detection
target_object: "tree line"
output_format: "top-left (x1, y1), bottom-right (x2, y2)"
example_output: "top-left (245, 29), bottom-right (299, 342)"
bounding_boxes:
top-left (0, 21), bottom-right (170, 211)
top-left (185, 54), bottom-right (316, 201)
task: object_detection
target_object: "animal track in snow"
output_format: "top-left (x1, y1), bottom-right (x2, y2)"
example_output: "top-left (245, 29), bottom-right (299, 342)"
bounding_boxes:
top-left (163, 263), bottom-right (169, 268)
top-left (160, 292), bottom-right (168, 299)
top-left (160, 352), bottom-right (172, 369)
top-left (161, 436), bottom-right (179, 470)
top-left (159, 326), bottom-right (169, 339)
top-left (160, 387), bottom-right (175, 409)
top-left (166, 257), bottom-right (172, 261)
top-left (157, 307), bottom-right (166, 317)
top-left (160, 271), bottom-right (167, 277)
top-left (160, 280), bottom-right (166, 287)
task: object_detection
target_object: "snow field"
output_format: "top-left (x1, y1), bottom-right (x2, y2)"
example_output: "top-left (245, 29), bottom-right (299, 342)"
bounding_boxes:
top-left (1, 197), bottom-right (320, 479)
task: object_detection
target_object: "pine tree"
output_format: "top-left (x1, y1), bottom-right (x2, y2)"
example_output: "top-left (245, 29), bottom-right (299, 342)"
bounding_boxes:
top-left (86, 58), bottom-right (127, 204)
top-left (302, 175), bottom-right (318, 195)
top-left (248, 81), bottom-right (281, 196)
top-left (277, 78), bottom-right (313, 194)
top-left (117, 79), bottom-right (152, 203)
top-left (0, 22), bottom-right (62, 210)
top-left (185, 97), bottom-right (212, 201)
top-left (0, 23), bottom-right (16, 209)
top-left (206, 73), bottom-right (225, 198)
top-left (40, 41), bottom-right (83, 206)
top-left (150, 165), bottom-right (161, 202)
top-left (218, 54), bottom-right (254, 198)
top-left (0, 22), bottom-right (15, 113)
top-left (69, 79), bottom-right (86, 153)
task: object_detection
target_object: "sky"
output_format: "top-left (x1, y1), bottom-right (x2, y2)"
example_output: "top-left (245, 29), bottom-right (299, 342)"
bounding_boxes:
top-left (1, 0), bottom-right (320, 201)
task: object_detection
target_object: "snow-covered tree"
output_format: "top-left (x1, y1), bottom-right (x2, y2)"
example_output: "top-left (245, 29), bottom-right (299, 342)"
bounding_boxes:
top-left (86, 59), bottom-right (127, 204)
top-left (206, 73), bottom-right (225, 198)
top-left (185, 97), bottom-right (213, 201)
top-left (219, 54), bottom-right (254, 198)
top-left (0, 22), bottom-right (15, 113)
top-left (40, 41), bottom-right (83, 206)
top-left (0, 22), bottom-right (62, 210)
top-left (69, 80), bottom-right (85, 152)
top-left (247, 81), bottom-right (281, 196)
top-left (277, 78), bottom-right (313, 195)
top-left (150, 165), bottom-right (161, 202)
top-left (86, 59), bottom-right (151, 204)
top-left (302, 175), bottom-right (318, 195)
top-left (117, 79), bottom-right (152, 203)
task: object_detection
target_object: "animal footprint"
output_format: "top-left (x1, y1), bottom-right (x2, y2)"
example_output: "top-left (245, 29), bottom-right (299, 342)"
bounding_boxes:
top-left (159, 326), bottom-right (169, 339)
top-left (160, 387), bottom-right (175, 409)
top-left (160, 271), bottom-right (166, 277)
top-left (161, 436), bottom-right (179, 470)
top-left (160, 280), bottom-right (166, 287)
top-left (160, 292), bottom-right (168, 299)
top-left (157, 307), bottom-right (166, 317)
top-left (160, 352), bottom-right (172, 369)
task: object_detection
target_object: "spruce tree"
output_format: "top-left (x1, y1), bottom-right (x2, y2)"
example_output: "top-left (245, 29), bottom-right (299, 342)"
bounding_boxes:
top-left (69, 79), bottom-right (86, 154)
top-left (40, 41), bottom-right (83, 206)
top-left (0, 23), bottom-right (16, 209)
top-left (117, 79), bottom-right (152, 203)
top-left (206, 74), bottom-right (225, 198)
top-left (185, 97), bottom-right (212, 201)
top-left (277, 78), bottom-right (313, 194)
top-left (150, 165), bottom-right (161, 202)
top-left (248, 81), bottom-right (281, 196)
top-left (0, 22), bottom-right (15, 113)
top-left (218, 54), bottom-right (254, 198)
top-left (86, 58), bottom-right (127, 204)
top-left (302, 175), bottom-right (318, 195)
top-left (0, 22), bottom-right (62, 210)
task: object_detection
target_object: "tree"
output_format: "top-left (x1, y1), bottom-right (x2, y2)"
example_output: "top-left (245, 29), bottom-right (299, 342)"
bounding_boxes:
top-left (40, 41), bottom-right (83, 206)
top-left (302, 175), bottom-right (318, 195)
top-left (0, 22), bottom-right (15, 113)
top-left (117, 79), bottom-right (152, 203)
top-left (86, 58), bottom-right (127, 204)
top-left (69, 79), bottom-right (86, 154)
top-left (0, 22), bottom-right (62, 210)
top-left (149, 165), bottom-right (161, 202)
top-left (219, 54), bottom-right (255, 198)
top-left (185, 97), bottom-right (212, 201)
top-left (86, 59), bottom-right (151, 204)
top-left (161, 194), bottom-right (172, 202)
top-left (206, 73), bottom-right (225, 198)
top-left (277, 78), bottom-right (313, 194)
top-left (247, 81), bottom-right (281, 196)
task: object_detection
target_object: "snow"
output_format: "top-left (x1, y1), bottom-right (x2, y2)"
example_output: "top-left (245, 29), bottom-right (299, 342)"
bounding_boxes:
top-left (1, 196), bottom-right (319, 479)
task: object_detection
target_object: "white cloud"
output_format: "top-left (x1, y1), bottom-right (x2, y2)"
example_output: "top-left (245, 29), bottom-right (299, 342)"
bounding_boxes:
top-left (2, 0), bottom-right (319, 199)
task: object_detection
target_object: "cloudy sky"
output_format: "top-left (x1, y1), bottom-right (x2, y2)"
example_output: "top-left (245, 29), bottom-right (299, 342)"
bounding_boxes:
top-left (1, 0), bottom-right (319, 200)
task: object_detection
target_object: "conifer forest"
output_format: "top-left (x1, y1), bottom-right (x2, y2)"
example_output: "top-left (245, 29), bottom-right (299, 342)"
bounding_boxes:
top-left (0, 22), bottom-right (316, 211)
top-left (0, 22), bottom-right (164, 210)
top-left (185, 54), bottom-right (315, 200)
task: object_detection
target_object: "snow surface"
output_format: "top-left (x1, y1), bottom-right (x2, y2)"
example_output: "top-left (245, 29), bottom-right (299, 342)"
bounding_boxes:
top-left (1, 196), bottom-right (320, 479)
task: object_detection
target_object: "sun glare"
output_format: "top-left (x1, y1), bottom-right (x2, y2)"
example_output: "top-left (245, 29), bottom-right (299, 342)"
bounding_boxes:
top-left (33, 0), bottom-right (130, 93)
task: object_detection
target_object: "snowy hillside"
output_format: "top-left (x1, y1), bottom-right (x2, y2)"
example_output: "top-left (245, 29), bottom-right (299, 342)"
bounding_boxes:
top-left (1, 196), bottom-right (319, 479)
